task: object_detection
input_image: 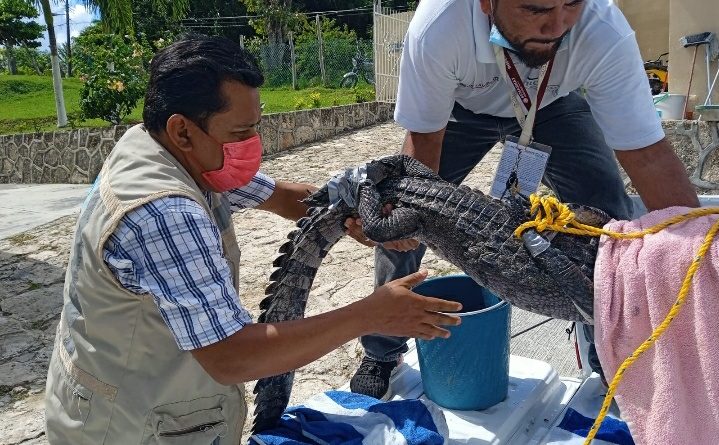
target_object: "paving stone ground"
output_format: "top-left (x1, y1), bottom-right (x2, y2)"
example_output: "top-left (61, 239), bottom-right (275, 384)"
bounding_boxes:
top-left (0, 122), bottom-right (582, 444)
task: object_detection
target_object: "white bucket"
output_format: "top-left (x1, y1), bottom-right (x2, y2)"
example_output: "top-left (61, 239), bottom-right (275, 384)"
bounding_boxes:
top-left (654, 93), bottom-right (686, 120)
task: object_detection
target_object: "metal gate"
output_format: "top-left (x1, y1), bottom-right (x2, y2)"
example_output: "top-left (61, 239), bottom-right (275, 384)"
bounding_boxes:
top-left (373, 1), bottom-right (414, 102)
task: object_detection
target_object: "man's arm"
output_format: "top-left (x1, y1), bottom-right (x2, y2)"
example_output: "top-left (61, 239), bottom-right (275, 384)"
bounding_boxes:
top-left (615, 138), bottom-right (699, 211)
top-left (259, 181), bottom-right (383, 248)
top-left (579, 31), bottom-right (698, 211)
top-left (401, 127), bottom-right (447, 173)
top-left (191, 270), bottom-right (461, 384)
top-left (255, 180), bottom-right (316, 221)
top-left (105, 199), bottom-right (461, 385)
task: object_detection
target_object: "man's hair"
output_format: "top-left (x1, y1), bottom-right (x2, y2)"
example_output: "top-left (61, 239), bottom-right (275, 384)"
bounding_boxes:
top-left (143, 34), bottom-right (264, 133)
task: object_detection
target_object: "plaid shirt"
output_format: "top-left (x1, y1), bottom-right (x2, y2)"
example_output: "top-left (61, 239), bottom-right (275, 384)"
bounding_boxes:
top-left (103, 173), bottom-right (275, 350)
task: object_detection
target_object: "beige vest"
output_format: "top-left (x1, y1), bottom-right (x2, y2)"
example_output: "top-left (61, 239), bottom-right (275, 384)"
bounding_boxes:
top-left (45, 124), bottom-right (246, 444)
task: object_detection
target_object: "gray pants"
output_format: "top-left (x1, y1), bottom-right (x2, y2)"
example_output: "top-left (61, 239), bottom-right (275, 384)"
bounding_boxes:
top-left (362, 93), bottom-right (633, 369)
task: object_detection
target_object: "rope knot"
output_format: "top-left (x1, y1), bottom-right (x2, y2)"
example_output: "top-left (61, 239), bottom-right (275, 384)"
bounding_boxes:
top-left (514, 194), bottom-right (577, 238)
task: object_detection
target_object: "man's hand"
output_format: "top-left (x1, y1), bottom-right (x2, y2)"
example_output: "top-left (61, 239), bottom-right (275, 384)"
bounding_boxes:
top-left (358, 269), bottom-right (462, 340)
top-left (344, 204), bottom-right (420, 251)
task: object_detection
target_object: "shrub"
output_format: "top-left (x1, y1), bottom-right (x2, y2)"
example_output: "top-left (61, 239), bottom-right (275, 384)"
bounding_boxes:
top-left (294, 98), bottom-right (308, 110)
top-left (354, 89), bottom-right (371, 103)
top-left (74, 24), bottom-right (150, 125)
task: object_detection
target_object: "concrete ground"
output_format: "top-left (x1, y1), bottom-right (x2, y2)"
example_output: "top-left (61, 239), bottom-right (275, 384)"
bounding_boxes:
top-left (0, 123), bottom-right (580, 444)
top-left (2, 121), bottom-right (718, 444)
top-left (0, 184), bottom-right (90, 240)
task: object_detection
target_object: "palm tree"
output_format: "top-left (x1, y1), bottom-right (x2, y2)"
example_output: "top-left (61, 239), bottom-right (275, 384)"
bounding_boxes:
top-left (36, 0), bottom-right (67, 127)
top-left (32, 0), bottom-right (187, 128)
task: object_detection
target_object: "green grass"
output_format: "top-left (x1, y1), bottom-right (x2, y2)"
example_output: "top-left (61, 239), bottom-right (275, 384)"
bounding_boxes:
top-left (0, 74), bottom-right (375, 135)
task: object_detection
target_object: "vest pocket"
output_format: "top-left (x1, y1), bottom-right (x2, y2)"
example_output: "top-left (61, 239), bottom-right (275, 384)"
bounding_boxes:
top-left (58, 376), bottom-right (93, 425)
top-left (145, 402), bottom-right (229, 445)
top-left (45, 353), bottom-right (102, 443)
top-left (156, 408), bottom-right (226, 444)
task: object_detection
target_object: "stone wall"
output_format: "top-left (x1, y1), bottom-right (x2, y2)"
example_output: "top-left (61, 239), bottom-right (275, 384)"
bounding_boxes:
top-left (0, 102), bottom-right (394, 184)
top-left (3, 108), bottom-right (718, 192)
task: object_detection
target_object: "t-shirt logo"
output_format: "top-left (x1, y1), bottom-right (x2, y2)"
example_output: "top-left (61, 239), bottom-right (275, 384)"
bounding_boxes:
top-left (458, 76), bottom-right (499, 90)
top-left (525, 76), bottom-right (560, 97)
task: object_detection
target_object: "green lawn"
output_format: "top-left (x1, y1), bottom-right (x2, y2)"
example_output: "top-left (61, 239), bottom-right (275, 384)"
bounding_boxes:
top-left (0, 74), bottom-right (375, 135)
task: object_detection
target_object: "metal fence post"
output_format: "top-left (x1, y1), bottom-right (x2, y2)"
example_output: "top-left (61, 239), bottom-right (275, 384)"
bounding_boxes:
top-left (316, 14), bottom-right (326, 86)
top-left (372, 0), bottom-right (384, 102)
top-left (288, 32), bottom-right (297, 90)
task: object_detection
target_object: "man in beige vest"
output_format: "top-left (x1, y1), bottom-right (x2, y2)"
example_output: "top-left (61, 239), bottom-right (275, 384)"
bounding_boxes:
top-left (44, 35), bottom-right (462, 444)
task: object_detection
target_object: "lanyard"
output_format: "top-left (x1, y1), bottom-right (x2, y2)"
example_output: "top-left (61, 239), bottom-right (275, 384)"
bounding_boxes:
top-left (494, 46), bottom-right (554, 146)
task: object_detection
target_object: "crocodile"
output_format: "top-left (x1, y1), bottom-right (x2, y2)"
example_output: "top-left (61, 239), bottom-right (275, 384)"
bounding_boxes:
top-left (251, 154), bottom-right (609, 433)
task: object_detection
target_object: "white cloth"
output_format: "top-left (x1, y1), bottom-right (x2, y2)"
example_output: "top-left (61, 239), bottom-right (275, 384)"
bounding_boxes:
top-left (394, 0), bottom-right (663, 150)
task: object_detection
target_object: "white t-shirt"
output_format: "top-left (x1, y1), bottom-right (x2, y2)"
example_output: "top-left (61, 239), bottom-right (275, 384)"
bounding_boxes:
top-left (394, 0), bottom-right (664, 150)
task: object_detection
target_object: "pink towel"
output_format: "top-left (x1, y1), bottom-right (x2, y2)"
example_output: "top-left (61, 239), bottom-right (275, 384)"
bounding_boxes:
top-left (594, 206), bottom-right (719, 445)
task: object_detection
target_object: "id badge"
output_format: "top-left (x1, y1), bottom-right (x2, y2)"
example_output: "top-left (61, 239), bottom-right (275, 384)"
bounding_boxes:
top-left (489, 135), bottom-right (552, 199)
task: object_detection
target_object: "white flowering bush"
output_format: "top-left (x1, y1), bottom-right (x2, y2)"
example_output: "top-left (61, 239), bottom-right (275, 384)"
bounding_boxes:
top-left (74, 24), bottom-right (150, 125)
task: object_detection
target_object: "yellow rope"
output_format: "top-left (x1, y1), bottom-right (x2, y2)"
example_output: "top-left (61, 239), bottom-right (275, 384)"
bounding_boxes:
top-left (513, 194), bottom-right (719, 445)
top-left (514, 194), bottom-right (719, 240)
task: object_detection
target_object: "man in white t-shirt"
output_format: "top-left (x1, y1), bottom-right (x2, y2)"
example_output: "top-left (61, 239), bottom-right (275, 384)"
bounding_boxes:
top-left (350, 0), bottom-right (700, 399)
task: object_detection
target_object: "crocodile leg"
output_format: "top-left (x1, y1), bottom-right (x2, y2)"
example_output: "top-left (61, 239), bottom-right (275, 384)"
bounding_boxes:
top-left (357, 181), bottom-right (421, 242)
top-left (523, 234), bottom-right (595, 323)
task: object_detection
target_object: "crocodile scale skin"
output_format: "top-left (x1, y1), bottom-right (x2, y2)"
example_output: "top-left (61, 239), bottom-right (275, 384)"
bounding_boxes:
top-left (252, 154), bottom-right (608, 432)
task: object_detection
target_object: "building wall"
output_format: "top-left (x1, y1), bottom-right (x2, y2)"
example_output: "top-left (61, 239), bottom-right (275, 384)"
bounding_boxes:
top-left (667, 0), bottom-right (719, 111)
top-left (616, 0), bottom-right (670, 62)
top-left (617, 0), bottom-right (718, 115)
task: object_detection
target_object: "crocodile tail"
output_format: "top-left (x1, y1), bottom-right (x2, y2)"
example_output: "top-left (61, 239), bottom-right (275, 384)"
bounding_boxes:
top-left (252, 201), bottom-right (353, 433)
top-left (252, 373), bottom-right (295, 433)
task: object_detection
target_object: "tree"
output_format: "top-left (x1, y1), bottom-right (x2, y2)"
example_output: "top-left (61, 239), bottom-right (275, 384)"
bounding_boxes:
top-left (242, 0), bottom-right (297, 44)
top-left (28, 0), bottom-right (188, 128)
top-left (74, 23), bottom-right (150, 125)
top-left (14, 45), bottom-right (51, 74)
top-left (242, 0), bottom-right (299, 74)
top-left (299, 0), bottom-right (372, 38)
top-left (293, 15), bottom-right (356, 87)
top-left (133, 0), bottom-right (250, 46)
top-left (131, 1), bottom-right (183, 47)
top-left (35, 0), bottom-right (68, 126)
top-left (58, 41), bottom-right (70, 76)
top-left (0, 0), bottom-right (44, 74)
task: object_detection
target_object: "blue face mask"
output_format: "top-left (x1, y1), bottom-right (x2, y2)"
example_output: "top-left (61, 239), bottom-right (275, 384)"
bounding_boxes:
top-left (489, 24), bottom-right (518, 52)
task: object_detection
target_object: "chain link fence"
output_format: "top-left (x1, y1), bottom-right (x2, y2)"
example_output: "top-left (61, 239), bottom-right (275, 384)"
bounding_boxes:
top-left (243, 35), bottom-right (374, 90)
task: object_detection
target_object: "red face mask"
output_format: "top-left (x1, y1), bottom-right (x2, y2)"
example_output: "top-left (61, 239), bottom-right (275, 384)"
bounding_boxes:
top-left (201, 134), bottom-right (263, 192)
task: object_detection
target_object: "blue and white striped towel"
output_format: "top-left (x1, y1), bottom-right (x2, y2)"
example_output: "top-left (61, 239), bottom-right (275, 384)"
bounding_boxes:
top-left (545, 407), bottom-right (634, 445)
top-left (249, 390), bottom-right (449, 445)
top-left (544, 375), bottom-right (634, 445)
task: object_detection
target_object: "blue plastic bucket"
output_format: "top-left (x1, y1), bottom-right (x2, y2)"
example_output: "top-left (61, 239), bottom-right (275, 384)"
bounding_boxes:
top-left (415, 274), bottom-right (511, 410)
